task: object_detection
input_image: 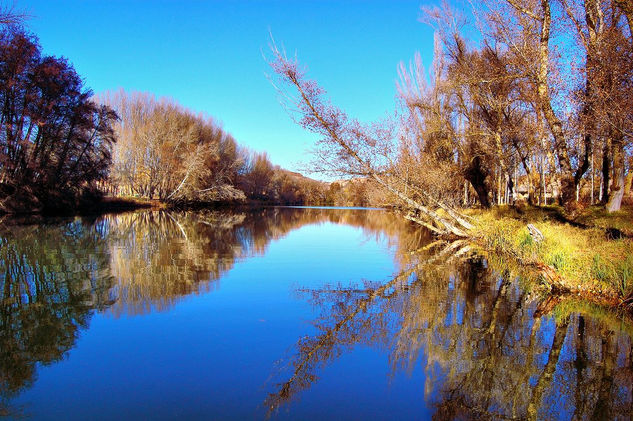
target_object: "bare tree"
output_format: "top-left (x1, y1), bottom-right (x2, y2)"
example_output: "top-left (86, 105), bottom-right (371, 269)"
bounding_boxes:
top-left (268, 42), bottom-right (473, 237)
top-left (0, 2), bottom-right (26, 27)
top-left (99, 89), bottom-right (247, 203)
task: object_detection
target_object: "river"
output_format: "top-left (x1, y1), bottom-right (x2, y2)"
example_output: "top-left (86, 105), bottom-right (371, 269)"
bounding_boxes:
top-left (0, 208), bottom-right (631, 420)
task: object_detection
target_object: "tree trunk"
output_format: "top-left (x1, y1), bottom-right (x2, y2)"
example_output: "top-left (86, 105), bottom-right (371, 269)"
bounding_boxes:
top-left (613, 0), bottom-right (633, 46)
top-left (591, 148), bottom-right (595, 204)
top-left (573, 315), bottom-right (587, 419)
top-left (600, 139), bottom-right (611, 205)
top-left (606, 140), bottom-right (625, 212)
top-left (465, 155), bottom-right (490, 208)
top-left (535, 0), bottom-right (578, 206)
top-left (591, 330), bottom-right (615, 420)
top-left (571, 0), bottom-right (599, 203)
top-left (527, 315), bottom-right (570, 421)
top-left (624, 171), bottom-right (632, 196)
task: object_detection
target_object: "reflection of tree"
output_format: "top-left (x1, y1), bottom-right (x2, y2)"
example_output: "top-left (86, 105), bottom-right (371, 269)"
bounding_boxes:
top-left (105, 211), bottom-right (248, 316)
top-left (105, 208), bottom-right (425, 317)
top-left (0, 218), bottom-right (114, 416)
top-left (266, 244), bottom-right (633, 419)
top-left (264, 240), bottom-right (472, 415)
top-left (0, 207), bottom-right (420, 414)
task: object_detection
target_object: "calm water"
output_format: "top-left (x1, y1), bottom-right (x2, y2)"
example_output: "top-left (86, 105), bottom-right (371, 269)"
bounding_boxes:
top-left (0, 208), bottom-right (631, 420)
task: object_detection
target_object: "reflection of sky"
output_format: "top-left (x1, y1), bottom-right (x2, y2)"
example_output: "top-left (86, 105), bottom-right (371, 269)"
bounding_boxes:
top-left (14, 215), bottom-right (415, 419)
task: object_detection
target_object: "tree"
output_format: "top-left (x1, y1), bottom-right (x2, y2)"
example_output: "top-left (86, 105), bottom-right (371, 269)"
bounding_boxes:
top-left (0, 2), bottom-right (25, 27)
top-left (270, 0), bottom-right (631, 216)
top-left (238, 151), bottom-right (274, 200)
top-left (268, 43), bottom-right (474, 237)
top-left (0, 29), bottom-right (117, 212)
top-left (100, 89), bottom-right (247, 203)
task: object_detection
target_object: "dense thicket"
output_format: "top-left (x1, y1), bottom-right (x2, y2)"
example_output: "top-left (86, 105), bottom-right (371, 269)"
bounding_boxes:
top-left (99, 90), bottom-right (246, 203)
top-left (0, 29), bottom-right (117, 212)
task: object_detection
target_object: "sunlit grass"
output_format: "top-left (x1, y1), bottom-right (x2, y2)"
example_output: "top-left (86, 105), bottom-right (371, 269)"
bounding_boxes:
top-left (574, 205), bottom-right (633, 233)
top-left (468, 205), bottom-right (633, 298)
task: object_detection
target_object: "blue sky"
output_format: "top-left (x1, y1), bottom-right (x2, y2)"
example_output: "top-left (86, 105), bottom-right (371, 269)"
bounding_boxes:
top-left (21, 0), bottom-right (440, 177)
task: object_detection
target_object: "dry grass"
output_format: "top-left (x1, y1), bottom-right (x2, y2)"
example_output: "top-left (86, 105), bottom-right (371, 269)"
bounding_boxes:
top-left (467, 205), bottom-right (633, 298)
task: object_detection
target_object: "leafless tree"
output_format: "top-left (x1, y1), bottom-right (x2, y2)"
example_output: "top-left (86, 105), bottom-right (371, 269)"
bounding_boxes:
top-left (268, 41), bottom-right (474, 237)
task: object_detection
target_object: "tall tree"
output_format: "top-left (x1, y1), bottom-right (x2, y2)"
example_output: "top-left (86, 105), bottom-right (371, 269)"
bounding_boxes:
top-left (0, 29), bottom-right (117, 212)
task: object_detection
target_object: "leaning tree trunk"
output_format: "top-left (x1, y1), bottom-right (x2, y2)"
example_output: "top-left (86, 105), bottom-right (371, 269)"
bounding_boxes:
top-left (270, 44), bottom-right (475, 237)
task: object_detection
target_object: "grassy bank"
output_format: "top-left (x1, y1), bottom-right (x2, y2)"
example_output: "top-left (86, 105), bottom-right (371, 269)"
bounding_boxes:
top-left (467, 205), bottom-right (633, 303)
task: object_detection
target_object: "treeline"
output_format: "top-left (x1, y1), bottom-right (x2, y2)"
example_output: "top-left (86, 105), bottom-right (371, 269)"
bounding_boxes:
top-left (100, 89), bottom-right (391, 207)
top-left (102, 89), bottom-right (336, 206)
top-left (0, 22), bottom-right (337, 213)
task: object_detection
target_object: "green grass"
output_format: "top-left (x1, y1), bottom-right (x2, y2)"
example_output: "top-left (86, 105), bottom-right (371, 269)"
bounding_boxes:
top-left (469, 204), bottom-right (633, 298)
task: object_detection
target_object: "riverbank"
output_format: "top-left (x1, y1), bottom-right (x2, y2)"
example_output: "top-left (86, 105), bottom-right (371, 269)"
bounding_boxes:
top-left (3, 195), bottom-right (630, 312)
top-left (468, 205), bottom-right (633, 308)
top-left (0, 194), bottom-right (328, 217)
top-left (0, 195), bottom-right (164, 217)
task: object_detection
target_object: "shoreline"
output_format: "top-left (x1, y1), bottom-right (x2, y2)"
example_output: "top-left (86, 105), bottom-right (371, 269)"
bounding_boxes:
top-left (2, 200), bottom-right (631, 317)
top-left (0, 196), bottom-right (359, 218)
top-left (470, 204), bottom-right (633, 316)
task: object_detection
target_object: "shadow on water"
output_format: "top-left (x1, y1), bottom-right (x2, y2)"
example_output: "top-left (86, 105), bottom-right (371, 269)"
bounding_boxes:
top-left (0, 208), bottom-right (632, 419)
top-left (265, 242), bottom-right (633, 420)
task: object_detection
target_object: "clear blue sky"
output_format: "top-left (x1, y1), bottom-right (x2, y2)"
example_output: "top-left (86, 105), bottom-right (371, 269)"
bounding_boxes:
top-left (21, 0), bottom-right (440, 177)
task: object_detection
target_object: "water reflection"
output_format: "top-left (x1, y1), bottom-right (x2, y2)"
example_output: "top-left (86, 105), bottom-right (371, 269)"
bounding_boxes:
top-left (0, 217), bottom-right (114, 416)
top-left (0, 209), bottom-right (631, 419)
top-left (0, 208), bottom-right (422, 416)
top-left (266, 243), bottom-right (633, 420)
top-left (104, 208), bottom-right (427, 316)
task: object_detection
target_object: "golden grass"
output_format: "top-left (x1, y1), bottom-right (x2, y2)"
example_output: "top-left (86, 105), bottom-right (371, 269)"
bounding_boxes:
top-left (468, 205), bottom-right (633, 298)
